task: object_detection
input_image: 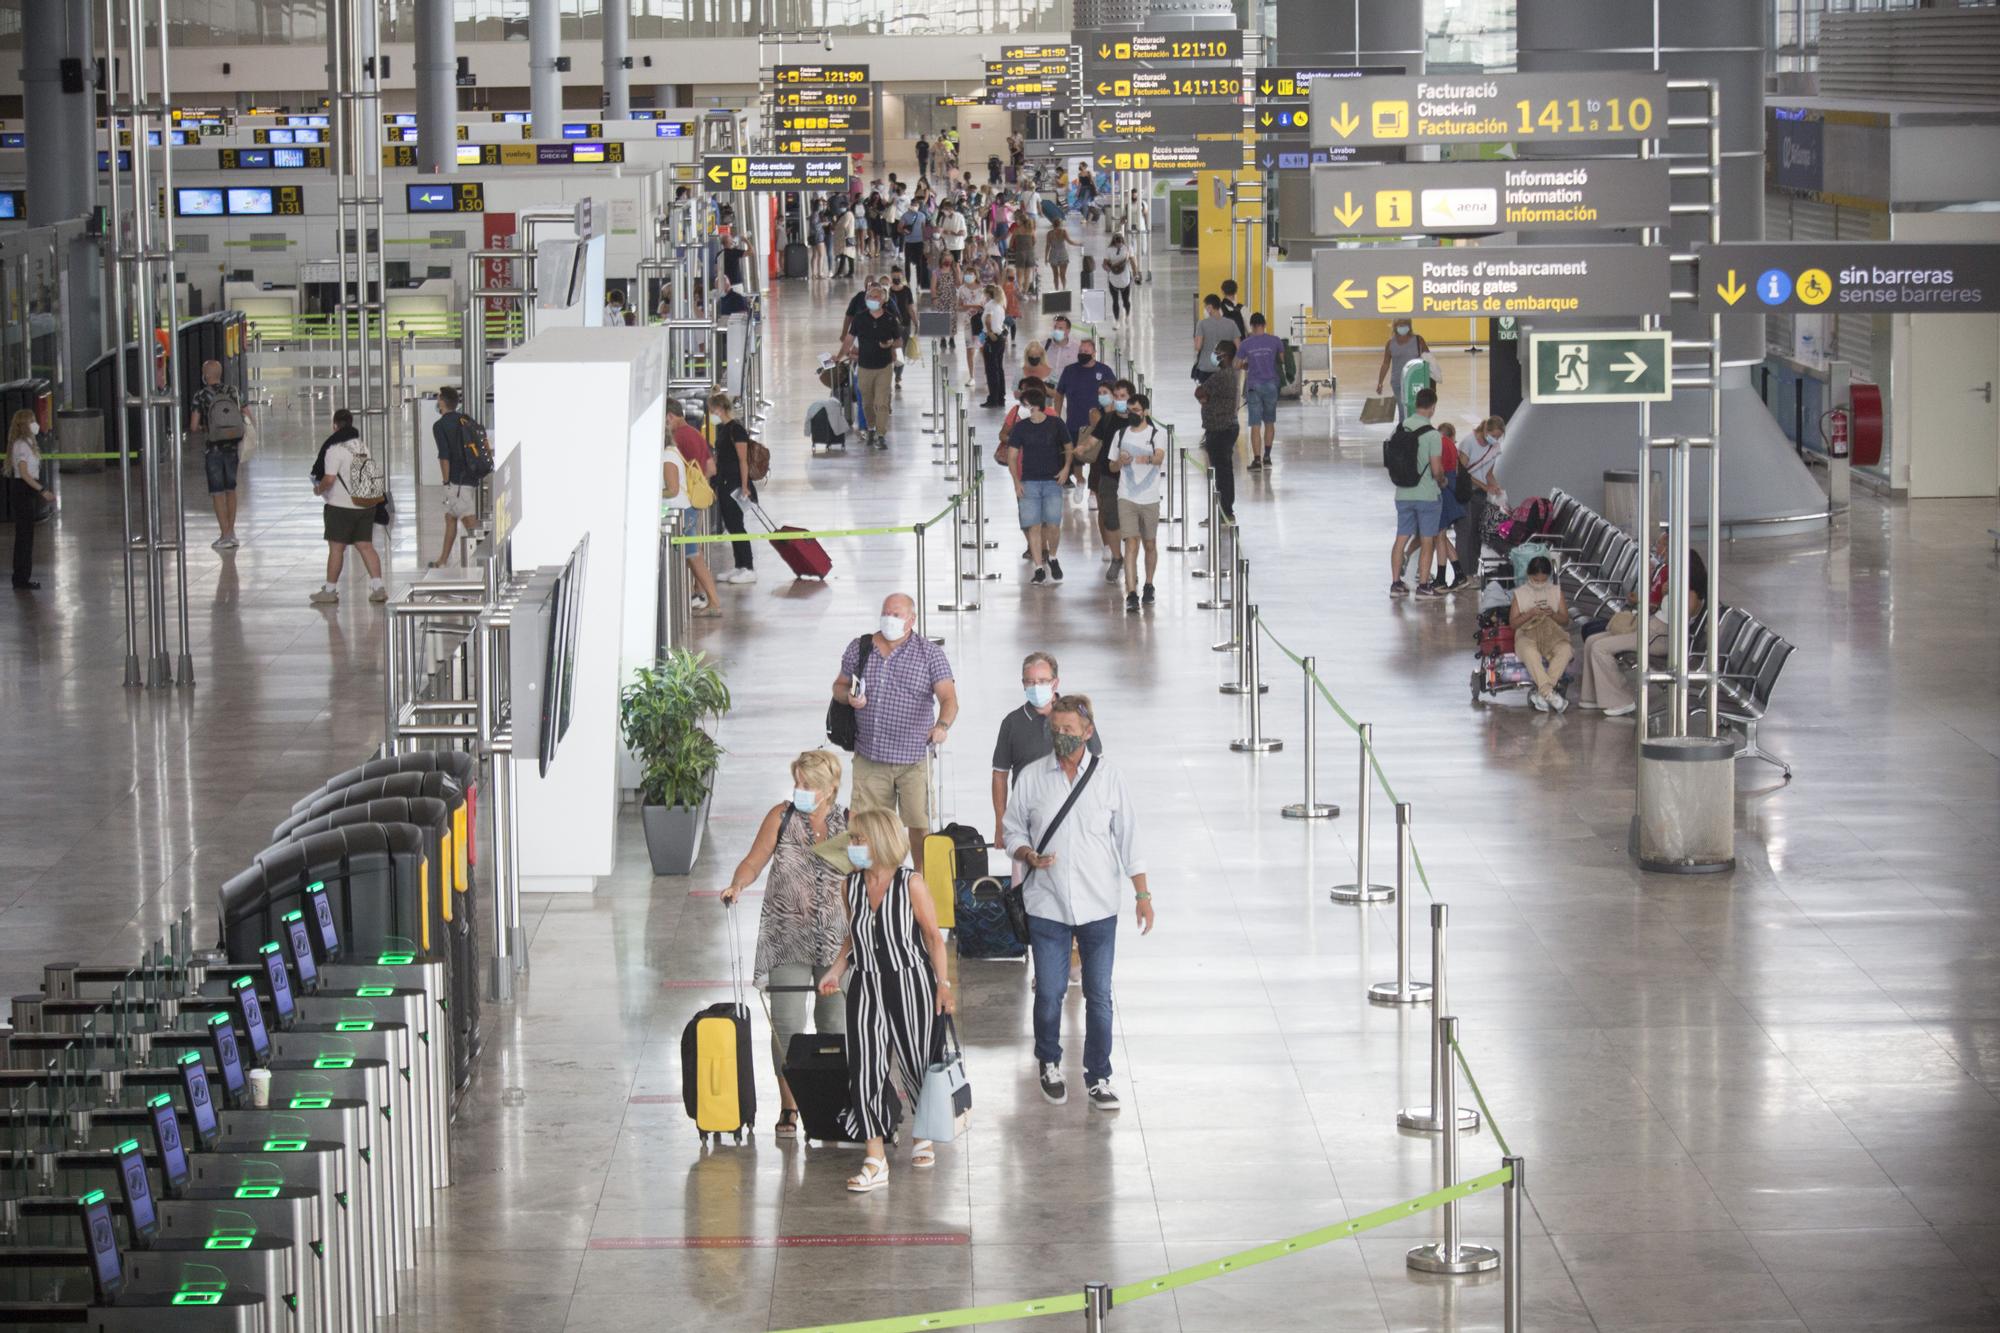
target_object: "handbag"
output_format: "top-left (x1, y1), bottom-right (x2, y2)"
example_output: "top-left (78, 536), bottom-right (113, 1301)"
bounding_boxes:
top-left (1359, 396), bottom-right (1397, 425)
top-left (684, 461), bottom-right (716, 509)
top-left (1002, 755), bottom-right (1099, 943)
top-left (904, 335), bottom-right (921, 361)
top-left (823, 632), bottom-right (875, 752)
top-left (912, 1016), bottom-right (972, 1143)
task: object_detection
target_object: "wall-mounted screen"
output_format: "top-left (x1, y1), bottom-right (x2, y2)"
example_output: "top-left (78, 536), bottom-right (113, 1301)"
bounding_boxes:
top-left (285, 114), bottom-right (329, 127)
top-left (0, 133), bottom-right (25, 149)
top-left (175, 188), bottom-right (225, 217)
top-left (97, 149), bottom-right (133, 172)
top-left (501, 111), bottom-right (531, 123)
top-left (272, 147), bottom-right (306, 168)
top-left (572, 141), bottom-right (607, 164)
top-left (265, 128), bottom-right (295, 143)
top-left (541, 537), bottom-right (589, 777)
top-left (0, 191), bottom-right (21, 219)
top-left (455, 142), bottom-right (483, 165)
top-left (235, 147), bottom-right (272, 168)
top-left (294, 128), bottom-right (324, 143)
top-left (656, 121), bottom-right (689, 138)
top-left (225, 187), bottom-right (275, 216)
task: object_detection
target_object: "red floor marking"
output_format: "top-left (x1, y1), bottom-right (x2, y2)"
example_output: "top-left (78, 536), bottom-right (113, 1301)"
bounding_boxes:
top-left (658, 980), bottom-right (736, 989)
top-left (626, 1095), bottom-right (680, 1104)
top-left (685, 889), bottom-right (762, 899)
top-left (588, 1234), bottom-right (968, 1250)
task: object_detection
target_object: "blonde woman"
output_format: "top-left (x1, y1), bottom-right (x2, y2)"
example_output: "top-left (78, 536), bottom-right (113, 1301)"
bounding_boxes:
top-left (722, 750), bottom-right (851, 1136)
top-left (816, 807), bottom-right (954, 1192)
top-left (8, 409), bottom-right (50, 590)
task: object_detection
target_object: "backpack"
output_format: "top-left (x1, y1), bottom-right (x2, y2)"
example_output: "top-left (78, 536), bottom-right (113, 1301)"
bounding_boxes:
top-left (1381, 423), bottom-right (1426, 488)
top-left (203, 390), bottom-right (246, 443)
top-left (746, 436), bottom-right (771, 483)
top-left (824, 633), bottom-right (873, 752)
top-left (453, 412), bottom-right (493, 482)
top-left (683, 460), bottom-right (715, 509)
top-left (342, 442), bottom-right (386, 505)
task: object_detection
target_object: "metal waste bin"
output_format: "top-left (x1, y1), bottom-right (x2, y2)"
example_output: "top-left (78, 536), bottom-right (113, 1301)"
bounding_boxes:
top-left (1634, 735), bottom-right (1735, 873)
top-left (55, 407), bottom-right (104, 473)
top-left (1602, 468), bottom-right (1663, 537)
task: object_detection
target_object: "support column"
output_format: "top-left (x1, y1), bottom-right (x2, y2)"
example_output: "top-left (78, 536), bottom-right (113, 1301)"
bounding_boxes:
top-left (23, 0), bottom-right (100, 404)
top-left (528, 0), bottom-right (563, 138)
top-left (601, 0), bottom-right (631, 120)
top-left (414, 0), bottom-right (457, 175)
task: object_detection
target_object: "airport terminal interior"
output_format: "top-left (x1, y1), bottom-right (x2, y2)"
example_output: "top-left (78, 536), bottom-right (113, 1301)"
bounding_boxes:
top-left (1, 1), bottom-right (1999, 1330)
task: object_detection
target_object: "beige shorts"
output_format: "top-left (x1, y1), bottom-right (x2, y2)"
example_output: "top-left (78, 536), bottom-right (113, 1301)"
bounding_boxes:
top-left (442, 483), bottom-right (478, 519)
top-left (851, 754), bottom-right (930, 830)
top-left (1117, 498), bottom-right (1161, 541)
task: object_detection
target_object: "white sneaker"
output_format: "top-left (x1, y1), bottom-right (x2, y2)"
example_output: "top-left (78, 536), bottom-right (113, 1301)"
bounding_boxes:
top-left (221, 536), bottom-right (240, 549)
top-left (1530, 692), bottom-right (1549, 712)
top-left (720, 567), bottom-right (756, 584)
top-left (1604, 702), bottom-right (1637, 718)
top-left (210, 537), bottom-right (228, 551)
top-left (309, 587), bottom-right (338, 605)
top-left (368, 585), bottom-right (390, 603)
top-left (1551, 693), bottom-right (1569, 714)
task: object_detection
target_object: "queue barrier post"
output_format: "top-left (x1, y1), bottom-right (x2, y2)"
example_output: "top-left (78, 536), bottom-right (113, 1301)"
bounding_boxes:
top-left (969, 470), bottom-right (999, 581)
top-left (1368, 804), bottom-right (1433, 1006)
top-left (1398, 904), bottom-right (1480, 1133)
top-left (1230, 607), bottom-right (1283, 752)
top-left (1281, 655), bottom-right (1339, 819)
top-left (1212, 551), bottom-right (1244, 652)
top-left (1330, 723), bottom-right (1394, 902)
top-left (1218, 560), bottom-right (1263, 695)
top-left (1406, 1016), bottom-right (1500, 1276)
top-left (1169, 431), bottom-right (1204, 555)
top-left (915, 521), bottom-right (944, 645)
top-left (1503, 1156), bottom-right (1525, 1331)
top-left (1193, 475), bottom-right (1221, 581)
top-left (939, 458), bottom-right (978, 613)
top-left (1083, 1281), bottom-right (1111, 1331)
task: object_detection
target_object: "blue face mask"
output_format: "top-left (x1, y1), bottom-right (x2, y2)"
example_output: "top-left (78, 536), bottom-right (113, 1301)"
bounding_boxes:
top-left (865, 299), bottom-right (882, 312)
top-left (1024, 682), bottom-right (1054, 709)
top-left (848, 843), bottom-right (873, 870)
top-left (791, 788), bottom-right (818, 814)
top-left (1114, 399), bottom-right (1130, 414)
top-left (1097, 392), bottom-right (1111, 408)
top-left (1049, 328), bottom-right (1066, 342)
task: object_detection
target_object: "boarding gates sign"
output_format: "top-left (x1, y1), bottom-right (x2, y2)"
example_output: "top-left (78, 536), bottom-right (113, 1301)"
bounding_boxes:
top-left (1310, 245), bottom-right (1671, 319)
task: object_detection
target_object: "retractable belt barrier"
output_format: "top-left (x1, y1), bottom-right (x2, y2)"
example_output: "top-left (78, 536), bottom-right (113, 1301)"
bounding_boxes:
top-left (666, 491), bottom-right (966, 547)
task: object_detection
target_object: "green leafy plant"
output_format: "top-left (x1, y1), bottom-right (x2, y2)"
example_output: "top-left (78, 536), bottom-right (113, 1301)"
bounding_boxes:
top-left (620, 649), bottom-right (732, 809)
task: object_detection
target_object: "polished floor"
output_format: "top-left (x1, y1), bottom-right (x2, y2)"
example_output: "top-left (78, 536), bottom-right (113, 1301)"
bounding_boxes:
top-left (4, 222), bottom-right (2000, 1332)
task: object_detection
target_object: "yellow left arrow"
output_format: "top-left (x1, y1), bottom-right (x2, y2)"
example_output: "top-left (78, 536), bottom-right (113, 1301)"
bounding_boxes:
top-left (706, 162), bottom-right (728, 183)
top-left (1329, 278), bottom-right (1363, 310)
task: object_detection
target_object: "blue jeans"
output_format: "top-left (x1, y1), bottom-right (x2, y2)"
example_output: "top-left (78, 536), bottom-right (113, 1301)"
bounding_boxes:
top-left (1017, 478), bottom-right (1064, 530)
top-left (1029, 913), bottom-right (1117, 1083)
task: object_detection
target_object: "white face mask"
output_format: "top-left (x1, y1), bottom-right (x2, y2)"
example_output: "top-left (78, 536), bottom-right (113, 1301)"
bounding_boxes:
top-left (878, 613), bottom-right (910, 642)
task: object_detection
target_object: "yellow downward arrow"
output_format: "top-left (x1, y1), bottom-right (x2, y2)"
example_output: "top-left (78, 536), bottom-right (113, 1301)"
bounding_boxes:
top-left (1716, 268), bottom-right (1747, 306)
top-left (1329, 102), bottom-right (1360, 138)
top-left (1332, 192), bottom-right (1363, 228)
top-left (1259, 112), bottom-right (1272, 127)
top-left (1330, 278), bottom-right (1363, 310)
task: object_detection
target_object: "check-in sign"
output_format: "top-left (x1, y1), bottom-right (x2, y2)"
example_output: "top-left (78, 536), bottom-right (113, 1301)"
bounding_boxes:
top-left (1527, 331), bottom-right (1672, 404)
top-left (1311, 73), bottom-right (1667, 148)
top-left (1310, 159), bottom-right (1668, 236)
top-left (1309, 245), bottom-right (1671, 319)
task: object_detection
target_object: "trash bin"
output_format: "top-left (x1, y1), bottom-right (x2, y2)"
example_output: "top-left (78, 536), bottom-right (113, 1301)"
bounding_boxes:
top-left (1602, 468), bottom-right (1661, 537)
top-left (1633, 735), bottom-right (1735, 873)
top-left (55, 408), bottom-right (104, 474)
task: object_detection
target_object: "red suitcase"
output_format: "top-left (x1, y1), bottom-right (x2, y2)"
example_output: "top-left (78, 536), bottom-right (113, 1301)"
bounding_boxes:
top-left (747, 500), bottom-right (832, 580)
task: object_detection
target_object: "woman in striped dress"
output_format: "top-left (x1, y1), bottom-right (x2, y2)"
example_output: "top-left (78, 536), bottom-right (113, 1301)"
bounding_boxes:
top-left (817, 807), bottom-right (955, 1193)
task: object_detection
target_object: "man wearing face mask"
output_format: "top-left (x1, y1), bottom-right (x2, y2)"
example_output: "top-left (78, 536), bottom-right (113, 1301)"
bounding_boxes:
top-left (832, 594), bottom-right (961, 862)
top-left (1054, 338), bottom-right (1115, 450)
top-left (1082, 381), bottom-right (1134, 581)
top-left (1041, 315), bottom-right (1078, 379)
top-left (991, 652), bottom-right (1105, 849)
top-left (1007, 385), bottom-right (1074, 586)
top-left (849, 282), bottom-right (902, 449)
top-left (1003, 694), bottom-right (1152, 1110)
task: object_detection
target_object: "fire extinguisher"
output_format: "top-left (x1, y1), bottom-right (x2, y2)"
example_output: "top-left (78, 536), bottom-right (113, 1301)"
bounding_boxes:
top-left (1821, 404), bottom-right (1851, 459)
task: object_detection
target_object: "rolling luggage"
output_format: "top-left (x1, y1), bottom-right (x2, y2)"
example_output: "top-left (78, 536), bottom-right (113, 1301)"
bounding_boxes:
top-left (746, 499), bottom-right (832, 580)
top-left (783, 241), bottom-right (811, 278)
top-left (783, 1032), bottom-right (900, 1145)
top-left (922, 824), bottom-right (987, 934)
top-left (683, 906), bottom-right (755, 1143)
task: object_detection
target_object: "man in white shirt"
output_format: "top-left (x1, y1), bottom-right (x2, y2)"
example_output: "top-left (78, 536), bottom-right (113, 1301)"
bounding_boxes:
top-left (938, 205), bottom-right (968, 261)
top-left (1002, 695), bottom-right (1153, 1111)
top-left (1040, 315), bottom-right (1078, 380)
top-left (1108, 391), bottom-right (1167, 612)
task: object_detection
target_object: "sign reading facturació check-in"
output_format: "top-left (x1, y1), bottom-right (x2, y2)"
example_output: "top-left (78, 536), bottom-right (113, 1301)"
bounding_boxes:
top-left (1310, 72), bottom-right (1668, 148)
top-left (1309, 159), bottom-right (1668, 236)
top-left (1527, 331), bottom-right (1672, 404)
top-left (1310, 246), bottom-right (1671, 319)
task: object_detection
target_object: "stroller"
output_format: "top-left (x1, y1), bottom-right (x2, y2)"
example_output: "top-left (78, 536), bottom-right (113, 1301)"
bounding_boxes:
top-left (1471, 543), bottom-right (1574, 706)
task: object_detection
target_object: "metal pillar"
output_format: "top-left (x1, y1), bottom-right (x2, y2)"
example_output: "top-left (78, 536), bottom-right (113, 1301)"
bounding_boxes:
top-left (413, 0), bottom-right (458, 176)
top-left (1368, 804), bottom-right (1433, 1005)
top-left (1406, 1017), bottom-right (1501, 1276)
top-left (22, 0), bottom-right (99, 406)
top-left (1399, 904), bottom-right (1481, 1133)
top-left (1280, 656), bottom-right (1338, 819)
top-left (527, 0), bottom-right (563, 139)
top-left (601, 0), bottom-right (631, 119)
top-left (329, 0), bottom-right (390, 454)
top-left (1330, 724), bottom-right (1393, 901)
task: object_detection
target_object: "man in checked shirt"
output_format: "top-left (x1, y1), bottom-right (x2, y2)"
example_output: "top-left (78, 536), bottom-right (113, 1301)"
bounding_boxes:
top-left (832, 593), bottom-right (961, 862)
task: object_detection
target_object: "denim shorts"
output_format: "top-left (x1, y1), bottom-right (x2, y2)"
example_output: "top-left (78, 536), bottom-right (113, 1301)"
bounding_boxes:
top-left (1016, 478), bottom-right (1063, 530)
top-left (203, 443), bottom-right (240, 495)
top-left (1243, 381), bottom-right (1280, 426)
top-left (1395, 497), bottom-right (1443, 538)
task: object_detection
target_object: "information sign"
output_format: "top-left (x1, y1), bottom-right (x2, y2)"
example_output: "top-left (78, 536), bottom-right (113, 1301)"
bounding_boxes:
top-left (776, 87), bottom-right (867, 110)
top-left (1309, 244), bottom-right (1671, 319)
top-left (1310, 73), bottom-right (1667, 148)
top-left (1527, 331), bottom-right (1672, 404)
top-left (407, 182), bottom-right (485, 214)
top-left (1003, 45), bottom-right (1075, 62)
top-left (1310, 159), bottom-right (1668, 235)
top-left (1697, 243), bottom-right (2000, 315)
top-left (701, 154), bottom-right (851, 192)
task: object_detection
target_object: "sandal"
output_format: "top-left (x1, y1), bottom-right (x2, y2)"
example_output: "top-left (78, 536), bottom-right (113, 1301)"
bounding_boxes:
top-left (911, 1140), bottom-right (936, 1169)
top-left (846, 1157), bottom-right (888, 1193)
top-left (775, 1109), bottom-right (799, 1138)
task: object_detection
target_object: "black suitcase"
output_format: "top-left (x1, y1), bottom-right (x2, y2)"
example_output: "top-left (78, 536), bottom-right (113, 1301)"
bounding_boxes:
top-left (783, 241), bottom-right (810, 279)
top-left (783, 1032), bottom-right (900, 1145)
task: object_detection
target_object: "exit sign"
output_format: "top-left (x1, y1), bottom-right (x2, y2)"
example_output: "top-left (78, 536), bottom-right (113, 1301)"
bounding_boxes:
top-left (1527, 331), bottom-right (1672, 404)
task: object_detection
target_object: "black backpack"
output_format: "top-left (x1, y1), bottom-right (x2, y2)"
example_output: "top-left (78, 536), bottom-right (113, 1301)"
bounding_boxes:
top-left (1382, 423), bottom-right (1426, 488)
top-left (823, 633), bottom-right (874, 752)
top-left (452, 413), bottom-right (493, 482)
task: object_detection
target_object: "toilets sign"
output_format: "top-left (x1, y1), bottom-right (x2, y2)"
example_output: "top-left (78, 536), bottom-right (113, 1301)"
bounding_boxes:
top-left (1699, 243), bottom-right (2000, 314)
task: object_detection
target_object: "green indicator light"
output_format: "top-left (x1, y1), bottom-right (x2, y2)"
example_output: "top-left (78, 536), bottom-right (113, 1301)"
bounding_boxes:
top-left (235, 1185), bottom-right (281, 1199)
top-left (281, 910), bottom-right (303, 924)
top-left (261, 1139), bottom-right (307, 1152)
top-left (79, 1189), bottom-right (106, 1206)
top-left (115, 1138), bottom-right (140, 1155)
top-left (259, 942), bottom-right (280, 956)
top-left (205, 1236), bottom-right (254, 1250)
top-left (356, 987), bottom-right (393, 997)
top-left (377, 952), bottom-right (415, 965)
top-left (178, 1051), bottom-right (203, 1067)
top-left (207, 1012), bottom-right (230, 1030)
top-left (313, 1056), bottom-right (353, 1069)
top-left (173, 1292), bottom-right (223, 1306)
top-left (334, 1020), bottom-right (373, 1032)
top-left (307, 880), bottom-right (325, 893)
top-left (148, 1093), bottom-right (173, 1109)
top-left (290, 1096), bottom-right (332, 1110)
top-left (231, 976), bottom-right (253, 992)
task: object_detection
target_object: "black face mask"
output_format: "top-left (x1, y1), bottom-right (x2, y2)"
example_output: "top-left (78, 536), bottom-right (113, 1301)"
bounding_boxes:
top-left (1077, 354), bottom-right (1093, 365)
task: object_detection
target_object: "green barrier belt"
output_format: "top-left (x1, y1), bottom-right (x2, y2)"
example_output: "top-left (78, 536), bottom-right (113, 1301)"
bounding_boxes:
top-left (667, 492), bottom-right (966, 548)
top-left (768, 1165), bottom-right (1513, 1333)
top-left (1451, 1038), bottom-right (1513, 1158)
top-left (40, 452), bottom-right (130, 461)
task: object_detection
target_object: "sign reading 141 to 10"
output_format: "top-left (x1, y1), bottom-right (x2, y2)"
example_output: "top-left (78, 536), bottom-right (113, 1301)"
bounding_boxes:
top-left (1310, 73), bottom-right (1667, 148)
top-left (701, 154), bottom-right (850, 192)
top-left (1698, 243), bottom-right (2000, 314)
top-left (1527, 331), bottom-right (1671, 405)
top-left (1309, 244), bottom-right (1671, 319)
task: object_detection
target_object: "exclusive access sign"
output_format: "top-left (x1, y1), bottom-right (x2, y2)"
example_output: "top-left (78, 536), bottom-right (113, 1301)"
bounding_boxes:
top-left (1527, 331), bottom-right (1671, 404)
top-left (702, 155), bottom-right (850, 192)
top-left (1699, 243), bottom-right (2000, 314)
top-left (1309, 245), bottom-right (1670, 319)
top-left (1310, 159), bottom-right (1668, 236)
top-left (1095, 141), bottom-right (1238, 172)
top-left (1311, 72), bottom-right (1667, 148)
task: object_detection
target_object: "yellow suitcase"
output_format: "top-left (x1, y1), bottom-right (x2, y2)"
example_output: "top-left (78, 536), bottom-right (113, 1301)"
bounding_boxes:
top-left (923, 833), bottom-right (958, 930)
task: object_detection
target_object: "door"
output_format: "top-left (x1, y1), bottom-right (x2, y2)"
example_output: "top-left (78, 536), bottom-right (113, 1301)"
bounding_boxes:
top-left (1906, 312), bottom-right (2000, 498)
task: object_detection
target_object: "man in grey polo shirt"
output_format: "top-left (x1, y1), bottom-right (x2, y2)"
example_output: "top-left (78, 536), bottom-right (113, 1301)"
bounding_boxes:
top-left (989, 650), bottom-right (1103, 850)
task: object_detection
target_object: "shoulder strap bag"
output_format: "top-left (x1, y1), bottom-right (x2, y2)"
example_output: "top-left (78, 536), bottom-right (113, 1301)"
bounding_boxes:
top-left (1001, 755), bottom-right (1098, 943)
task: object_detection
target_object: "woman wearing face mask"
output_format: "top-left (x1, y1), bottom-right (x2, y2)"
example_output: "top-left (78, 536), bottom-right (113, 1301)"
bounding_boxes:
top-left (1044, 214), bottom-right (1073, 291)
top-left (817, 807), bottom-right (954, 1192)
top-left (1510, 555), bottom-right (1573, 713)
top-left (929, 255), bottom-right (961, 355)
top-left (8, 409), bottom-right (51, 591)
top-left (1375, 320), bottom-right (1430, 408)
top-left (1459, 416), bottom-right (1507, 581)
top-left (721, 750), bottom-right (852, 1137)
top-left (956, 264), bottom-right (986, 380)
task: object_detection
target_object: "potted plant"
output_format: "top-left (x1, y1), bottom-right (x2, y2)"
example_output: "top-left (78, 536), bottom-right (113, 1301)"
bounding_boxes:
top-left (620, 648), bottom-right (731, 875)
